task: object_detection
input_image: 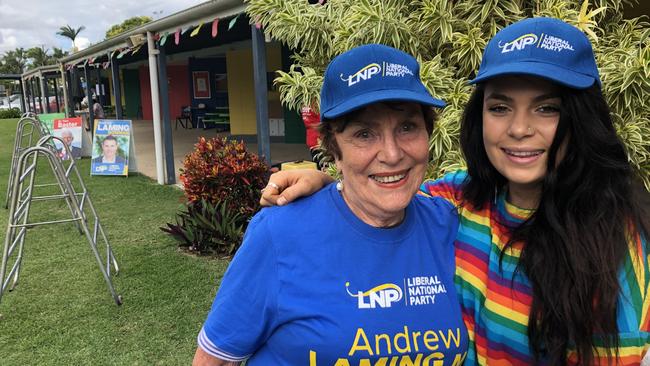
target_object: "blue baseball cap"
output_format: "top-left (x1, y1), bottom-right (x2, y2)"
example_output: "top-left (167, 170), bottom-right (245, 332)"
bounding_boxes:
top-left (470, 17), bottom-right (601, 89)
top-left (320, 44), bottom-right (446, 120)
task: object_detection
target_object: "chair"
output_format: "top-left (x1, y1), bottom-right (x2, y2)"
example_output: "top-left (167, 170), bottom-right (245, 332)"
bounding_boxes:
top-left (175, 106), bottom-right (192, 129)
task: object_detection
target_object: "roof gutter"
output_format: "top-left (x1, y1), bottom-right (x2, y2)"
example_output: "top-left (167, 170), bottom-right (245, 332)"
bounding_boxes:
top-left (59, 0), bottom-right (245, 65)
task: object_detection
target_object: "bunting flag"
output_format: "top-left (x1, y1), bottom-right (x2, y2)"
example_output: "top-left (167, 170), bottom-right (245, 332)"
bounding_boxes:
top-left (88, 57), bottom-right (96, 64)
top-left (190, 22), bottom-right (203, 37)
top-left (160, 33), bottom-right (168, 46)
top-left (174, 28), bottom-right (181, 45)
top-left (131, 45), bottom-right (143, 55)
top-left (102, 61), bottom-right (110, 69)
top-left (211, 18), bottom-right (219, 38)
top-left (117, 48), bottom-right (129, 59)
top-left (228, 14), bottom-right (240, 30)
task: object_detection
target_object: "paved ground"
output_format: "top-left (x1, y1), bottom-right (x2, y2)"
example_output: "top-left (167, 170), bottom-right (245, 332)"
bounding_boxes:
top-left (131, 120), bottom-right (312, 185)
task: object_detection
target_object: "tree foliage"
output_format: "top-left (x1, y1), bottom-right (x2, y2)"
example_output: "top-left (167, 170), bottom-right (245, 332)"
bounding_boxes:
top-left (56, 25), bottom-right (85, 51)
top-left (105, 16), bottom-right (153, 39)
top-left (246, 0), bottom-right (650, 188)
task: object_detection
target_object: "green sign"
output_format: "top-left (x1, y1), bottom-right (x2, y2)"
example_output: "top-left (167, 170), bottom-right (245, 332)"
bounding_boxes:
top-left (38, 113), bottom-right (66, 134)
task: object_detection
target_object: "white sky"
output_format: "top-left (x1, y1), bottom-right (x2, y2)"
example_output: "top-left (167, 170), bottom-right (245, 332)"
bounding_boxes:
top-left (0, 0), bottom-right (207, 54)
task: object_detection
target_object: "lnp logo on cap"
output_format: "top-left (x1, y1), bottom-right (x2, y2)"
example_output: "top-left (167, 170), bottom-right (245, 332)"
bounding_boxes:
top-left (499, 33), bottom-right (575, 54)
top-left (499, 33), bottom-right (538, 53)
top-left (340, 62), bottom-right (415, 87)
top-left (340, 63), bottom-right (381, 86)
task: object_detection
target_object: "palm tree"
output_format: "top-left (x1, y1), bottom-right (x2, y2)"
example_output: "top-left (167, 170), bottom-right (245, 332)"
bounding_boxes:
top-left (56, 25), bottom-right (86, 51)
top-left (26, 46), bottom-right (52, 69)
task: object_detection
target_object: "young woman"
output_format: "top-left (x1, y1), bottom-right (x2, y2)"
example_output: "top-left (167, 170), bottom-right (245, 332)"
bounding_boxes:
top-left (260, 18), bottom-right (650, 365)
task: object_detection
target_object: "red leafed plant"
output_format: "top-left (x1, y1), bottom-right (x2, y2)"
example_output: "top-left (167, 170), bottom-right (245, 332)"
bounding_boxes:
top-left (180, 137), bottom-right (269, 217)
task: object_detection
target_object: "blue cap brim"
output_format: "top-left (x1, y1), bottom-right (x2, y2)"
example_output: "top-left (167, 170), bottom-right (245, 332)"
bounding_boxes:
top-left (321, 89), bottom-right (446, 120)
top-left (469, 61), bottom-right (598, 89)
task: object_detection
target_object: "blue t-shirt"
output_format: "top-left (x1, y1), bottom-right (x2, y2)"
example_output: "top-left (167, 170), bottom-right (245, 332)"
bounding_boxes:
top-left (198, 183), bottom-right (468, 365)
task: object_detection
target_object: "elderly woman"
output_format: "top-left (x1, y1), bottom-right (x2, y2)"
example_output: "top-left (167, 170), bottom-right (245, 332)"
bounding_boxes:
top-left (192, 44), bottom-right (469, 365)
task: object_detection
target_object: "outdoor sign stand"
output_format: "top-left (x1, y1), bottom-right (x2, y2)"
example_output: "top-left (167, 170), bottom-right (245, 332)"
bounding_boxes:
top-left (0, 119), bottom-right (122, 307)
top-left (5, 115), bottom-right (52, 209)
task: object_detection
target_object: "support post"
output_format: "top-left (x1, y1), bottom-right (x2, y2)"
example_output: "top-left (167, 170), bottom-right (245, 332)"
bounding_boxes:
top-left (84, 65), bottom-right (95, 134)
top-left (251, 25), bottom-right (271, 165)
top-left (110, 55), bottom-right (123, 119)
top-left (95, 67), bottom-right (104, 107)
top-left (40, 75), bottom-right (49, 113)
top-left (30, 78), bottom-right (37, 113)
top-left (60, 64), bottom-right (69, 117)
top-left (156, 45), bottom-right (176, 184)
top-left (65, 69), bottom-right (75, 117)
top-left (147, 31), bottom-right (165, 185)
top-left (19, 79), bottom-right (26, 114)
top-left (53, 77), bottom-right (60, 113)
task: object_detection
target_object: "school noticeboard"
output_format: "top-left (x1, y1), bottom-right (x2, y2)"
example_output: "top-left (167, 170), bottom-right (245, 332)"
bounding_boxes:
top-left (91, 120), bottom-right (131, 176)
top-left (52, 117), bottom-right (83, 160)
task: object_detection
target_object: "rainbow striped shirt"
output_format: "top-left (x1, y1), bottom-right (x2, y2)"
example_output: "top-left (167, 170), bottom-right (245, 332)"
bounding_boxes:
top-left (421, 170), bottom-right (649, 365)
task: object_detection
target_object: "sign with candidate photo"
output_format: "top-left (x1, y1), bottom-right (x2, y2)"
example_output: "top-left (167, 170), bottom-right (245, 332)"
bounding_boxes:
top-left (91, 119), bottom-right (131, 176)
top-left (52, 117), bottom-right (83, 160)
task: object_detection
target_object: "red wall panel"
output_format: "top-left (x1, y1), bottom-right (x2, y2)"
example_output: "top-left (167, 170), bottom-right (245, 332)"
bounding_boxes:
top-left (138, 64), bottom-right (190, 121)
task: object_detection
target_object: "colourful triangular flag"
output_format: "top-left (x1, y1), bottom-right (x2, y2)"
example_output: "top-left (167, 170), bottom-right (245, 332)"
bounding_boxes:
top-left (117, 48), bottom-right (128, 59)
top-left (212, 18), bottom-right (219, 38)
top-left (160, 33), bottom-right (168, 46)
top-left (174, 28), bottom-right (181, 45)
top-left (131, 45), bottom-right (143, 55)
top-left (190, 22), bottom-right (203, 37)
top-left (228, 14), bottom-right (240, 30)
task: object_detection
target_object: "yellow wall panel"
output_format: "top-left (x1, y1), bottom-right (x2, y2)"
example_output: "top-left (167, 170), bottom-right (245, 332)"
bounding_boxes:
top-left (226, 43), bottom-right (282, 136)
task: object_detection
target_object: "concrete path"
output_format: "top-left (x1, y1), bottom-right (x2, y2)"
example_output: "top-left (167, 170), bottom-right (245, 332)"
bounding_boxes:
top-left (131, 120), bottom-right (312, 185)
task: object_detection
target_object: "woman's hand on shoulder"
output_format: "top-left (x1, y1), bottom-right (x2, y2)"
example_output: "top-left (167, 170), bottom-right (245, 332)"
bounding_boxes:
top-left (260, 169), bottom-right (334, 207)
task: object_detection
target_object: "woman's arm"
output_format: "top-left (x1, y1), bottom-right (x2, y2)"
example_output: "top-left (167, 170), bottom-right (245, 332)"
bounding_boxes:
top-left (260, 169), bottom-right (334, 206)
top-left (192, 347), bottom-right (241, 366)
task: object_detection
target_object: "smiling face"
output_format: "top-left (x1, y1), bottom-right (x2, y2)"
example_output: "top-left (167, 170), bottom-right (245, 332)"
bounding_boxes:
top-left (101, 138), bottom-right (118, 160)
top-left (482, 76), bottom-right (564, 204)
top-left (61, 131), bottom-right (74, 146)
top-left (333, 102), bottom-right (430, 227)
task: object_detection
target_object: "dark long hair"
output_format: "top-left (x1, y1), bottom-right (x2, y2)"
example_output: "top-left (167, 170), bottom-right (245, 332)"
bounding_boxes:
top-left (460, 83), bottom-right (649, 365)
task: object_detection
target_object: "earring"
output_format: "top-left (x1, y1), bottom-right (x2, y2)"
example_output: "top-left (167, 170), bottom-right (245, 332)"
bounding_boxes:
top-left (336, 180), bottom-right (343, 192)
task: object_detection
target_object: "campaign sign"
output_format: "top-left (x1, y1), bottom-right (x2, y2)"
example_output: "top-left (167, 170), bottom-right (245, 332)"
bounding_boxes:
top-left (39, 113), bottom-right (66, 133)
top-left (91, 120), bottom-right (131, 176)
top-left (52, 117), bottom-right (83, 160)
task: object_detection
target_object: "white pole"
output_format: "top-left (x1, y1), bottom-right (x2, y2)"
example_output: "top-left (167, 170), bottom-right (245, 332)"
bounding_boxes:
top-left (147, 31), bottom-right (165, 184)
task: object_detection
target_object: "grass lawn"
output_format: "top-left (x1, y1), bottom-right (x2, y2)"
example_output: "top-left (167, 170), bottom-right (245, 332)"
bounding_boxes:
top-left (0, 118), bottom-right (230, 365)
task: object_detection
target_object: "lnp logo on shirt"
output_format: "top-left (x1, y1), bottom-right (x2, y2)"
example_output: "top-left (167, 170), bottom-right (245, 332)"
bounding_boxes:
top-left (346, 276), bottom-right (447, 309)
top-left (346, 282), bottom-right (402, 309)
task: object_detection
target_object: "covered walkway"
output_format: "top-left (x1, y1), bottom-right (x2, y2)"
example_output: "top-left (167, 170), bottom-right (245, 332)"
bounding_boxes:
top-left (131, 121), bottom-right (311, 184)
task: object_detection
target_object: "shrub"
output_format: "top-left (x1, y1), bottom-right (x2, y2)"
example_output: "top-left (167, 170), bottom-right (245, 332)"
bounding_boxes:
top-left (0, 108), bottom-right (22, 119)
top-left (247, 0), bottom-right (650, 189)
top-left (161, 199), bottom-right (245, 256)
top-left (180, 137), bottom-right (269, 217)
top-left (163, 137), bottom-right (269, 256)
